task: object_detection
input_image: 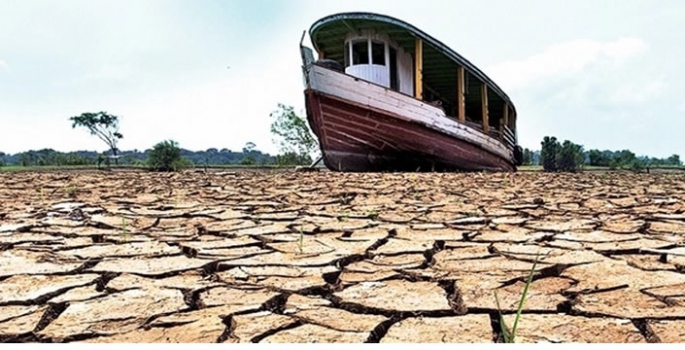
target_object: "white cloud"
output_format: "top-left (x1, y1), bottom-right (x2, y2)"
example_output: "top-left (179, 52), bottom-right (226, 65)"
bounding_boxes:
top-left (485, 37), bottom-right (647, 90)
top-left (610, 79), bottom-right (665, 104)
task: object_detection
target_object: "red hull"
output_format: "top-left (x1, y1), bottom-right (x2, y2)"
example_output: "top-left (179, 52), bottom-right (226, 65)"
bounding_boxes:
top-left (304, 89), bottom-right (516, 172)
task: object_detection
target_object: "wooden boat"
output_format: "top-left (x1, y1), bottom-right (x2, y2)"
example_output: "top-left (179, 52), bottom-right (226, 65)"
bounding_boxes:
top-left (300, 12), bottom-right (523, 172)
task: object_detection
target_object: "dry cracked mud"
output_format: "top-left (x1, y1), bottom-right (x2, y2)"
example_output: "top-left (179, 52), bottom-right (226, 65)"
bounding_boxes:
top-left (1, 170), bottom-right (685, 343)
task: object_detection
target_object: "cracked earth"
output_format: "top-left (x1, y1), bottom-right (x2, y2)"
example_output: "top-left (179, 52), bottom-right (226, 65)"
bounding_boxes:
top-left (2, 170), bottom-right (685, 343)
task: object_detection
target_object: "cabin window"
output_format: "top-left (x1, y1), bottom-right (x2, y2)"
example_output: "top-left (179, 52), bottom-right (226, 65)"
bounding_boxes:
top-left (371, 41), bottom-right (385, 66)
top-left (352, 40), bottom-right (369, 65)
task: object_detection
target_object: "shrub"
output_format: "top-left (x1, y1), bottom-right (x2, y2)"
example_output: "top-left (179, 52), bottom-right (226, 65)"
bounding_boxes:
top-left (540, 136), bottom-right (560, 172)
top-left (630, 160), bottom-right (646, 172)
top-left (556, 140), bottom-right (584, 172)
top-left (275, 151), bottom-right (312, 166)
top-left (147, 140), bottom-right (192, 172)
top-left (540, 136), bottom-right (584, 172)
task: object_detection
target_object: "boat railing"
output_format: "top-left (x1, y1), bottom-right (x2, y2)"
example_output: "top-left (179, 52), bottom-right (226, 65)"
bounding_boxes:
top-left (462, 118), bottom-right (516, 149)
top-left (503, 125), bottom-right (516, 148)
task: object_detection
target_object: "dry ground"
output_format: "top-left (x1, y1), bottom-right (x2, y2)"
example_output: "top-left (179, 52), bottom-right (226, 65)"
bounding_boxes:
top-left (1, 170), bottom-right (685, 343)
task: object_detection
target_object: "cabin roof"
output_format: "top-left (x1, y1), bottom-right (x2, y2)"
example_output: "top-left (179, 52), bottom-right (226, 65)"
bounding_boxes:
top-left (309, 12), bottom-right (517, 120)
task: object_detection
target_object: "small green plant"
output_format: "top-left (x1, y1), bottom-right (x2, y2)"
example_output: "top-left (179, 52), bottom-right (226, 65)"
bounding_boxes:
top-left (367, 209), bottom-right (379, 220)
top-left (494, 253), bottom-right (539, 343)
top-left (66, 185), bottom-right (79, 198)
top-left (120, 216), bottom-right (131, 242)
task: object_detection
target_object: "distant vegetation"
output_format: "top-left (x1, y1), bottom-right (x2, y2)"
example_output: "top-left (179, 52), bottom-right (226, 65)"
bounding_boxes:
top-left (0, 104), bottom-right (320, 171)
top-left (0, 146), bottom-right (277, 168)
top-left (147, 140), bottom-right (194, 172)
top-left (523, 136), bottom-right (682, 172)
top-left (2, 106), bottom-right (681, 173)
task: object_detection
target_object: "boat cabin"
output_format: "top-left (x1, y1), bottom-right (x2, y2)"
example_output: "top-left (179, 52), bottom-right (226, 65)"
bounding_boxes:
top-left (308, 13), bottom-right (518, 149)
top-left (342, 29), bottom-right (414, 96)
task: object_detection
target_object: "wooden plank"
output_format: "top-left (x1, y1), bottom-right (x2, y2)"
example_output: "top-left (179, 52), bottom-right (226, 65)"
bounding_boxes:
top-left (481, 84), bottom-right (489, 134)
top-left (317, 50), bottom-right (324, 60)
top-left (307, 64), bottom-right (513, 159)
top-left (457, 66), bottom-right (465, 122)
top-left (500, 102), bottom-right (509, 141)
top-left (414, 37), bottom-right (423, 100)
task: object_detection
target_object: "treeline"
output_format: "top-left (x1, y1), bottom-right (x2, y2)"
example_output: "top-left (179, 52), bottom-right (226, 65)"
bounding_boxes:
top-left (521, 136), bottom-right (682, 172)
top-left (0, 145), bottom-right (311, 167)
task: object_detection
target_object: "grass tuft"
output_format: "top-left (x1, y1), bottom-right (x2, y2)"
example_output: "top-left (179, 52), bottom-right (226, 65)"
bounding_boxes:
top-left (494, 252), bottom-right (539, 343)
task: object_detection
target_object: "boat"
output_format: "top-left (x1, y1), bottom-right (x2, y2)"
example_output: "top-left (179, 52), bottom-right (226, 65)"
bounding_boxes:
top-left (300, 12), bottom-right (523, 172)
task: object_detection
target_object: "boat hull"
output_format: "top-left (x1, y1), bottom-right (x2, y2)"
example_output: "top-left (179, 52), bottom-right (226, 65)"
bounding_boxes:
top-left (304, 89), bottom-right (516, 172)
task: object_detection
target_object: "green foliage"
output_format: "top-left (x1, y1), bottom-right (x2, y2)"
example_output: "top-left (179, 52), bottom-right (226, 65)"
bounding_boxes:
top-left (270, 103), bottom-right (318, 163)
top-left (522, 148), bottom-right (533, 165)
top-left (69, 111), bottom-right (123, 163)
top-left (274, 151), bottom-right (313, 166)
top-left (540, 136), bottom-right (560, 172)
top-left (667, 154), bottom-right (682, 166)
top-left (609, 158), bottom-right (619, 170)
top-left (240, 142), bottom-right (257, 165)
top-left (586, 148), bottom-right (682, 169)
top-left (10, 149), bottom-right (94, 167)
top-left (540, 136), bottom-right (584, 172)
top-left (556, 140), bottom-right (584, 172)
top-left (147, 140), bottom-right (192, 172)
top-left (495, 253), bottom-right (539, 343)
top-left (0, 152), bottom-right (5, 167)
top-left (630, 159), bottom-right (646, 172)
top-left (587, 149), bottom-right (609, 166)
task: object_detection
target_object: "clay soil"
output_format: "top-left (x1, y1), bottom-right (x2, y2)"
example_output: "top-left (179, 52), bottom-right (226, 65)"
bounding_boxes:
top-left (1, 170), bottom-right (685, 343)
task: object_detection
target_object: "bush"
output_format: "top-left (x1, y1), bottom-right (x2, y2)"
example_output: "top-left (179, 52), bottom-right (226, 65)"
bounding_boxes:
top-left (630, 160), bottom-right (646, 172)
top-left (275, 151), bottom-right (313, 166)
top-left (147, 140), bottom-right (192, 172)
top-left (556, 140), bottom-right (584, 172)
top-left (540, 136), bottom-right (584, 172)
top-left (540, 136), bottom-right (560, 172)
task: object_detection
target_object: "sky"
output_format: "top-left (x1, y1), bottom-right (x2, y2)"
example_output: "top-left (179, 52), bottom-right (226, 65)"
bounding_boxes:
top-left (1, 0), bottom-right (684, 159)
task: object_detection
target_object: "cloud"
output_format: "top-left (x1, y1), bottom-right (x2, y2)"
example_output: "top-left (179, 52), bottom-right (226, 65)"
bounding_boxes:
top-left (610, 79), bottom-right (665, 104)
top-left (482, 36), bottom-right (684, 158)
top-left (485, 37), bottom-right (647, 90)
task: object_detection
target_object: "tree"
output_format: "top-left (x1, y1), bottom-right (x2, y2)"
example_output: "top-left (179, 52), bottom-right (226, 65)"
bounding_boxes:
top-left (616, 150), bottom-right (636, 167)
top-left (243, 142), bottom-right (256, 153)
top-left (522, 148), bottom-right (533, 165)
top-left (240, 142), bottom-right (257, 165)
top-left (69, 111), bottom-right (123, 164)
top-left (587, 149), bottom-right (609, 166)
top-left (147, 140), bottom-right (192, 172)
top-left (270, 104), bottom-right (318, 163)
top-left (667, 154), bottom-right (682, 166)
top-left (540, 136), bottom-right (560, 172)
top-left (556, 140), bottom-right (584, 172)
top-left (0, 152), bottom-right (5, 167)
